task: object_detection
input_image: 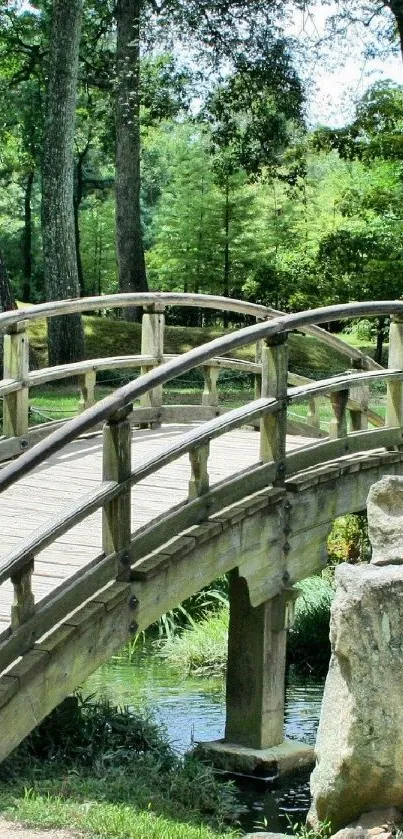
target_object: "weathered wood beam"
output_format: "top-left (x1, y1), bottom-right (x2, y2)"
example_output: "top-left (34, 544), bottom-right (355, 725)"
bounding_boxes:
top-left (3, 321), bottom-right (29, 439)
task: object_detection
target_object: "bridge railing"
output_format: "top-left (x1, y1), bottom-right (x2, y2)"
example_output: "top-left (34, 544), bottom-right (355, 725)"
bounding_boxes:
top-left (0, 300), bottom-right (402, 678)
top-left (0, 293), bottom-right (382, 463)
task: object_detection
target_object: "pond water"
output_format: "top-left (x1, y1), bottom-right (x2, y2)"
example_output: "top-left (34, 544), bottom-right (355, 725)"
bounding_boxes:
top-left (85, 647), bottom-right (324, 834)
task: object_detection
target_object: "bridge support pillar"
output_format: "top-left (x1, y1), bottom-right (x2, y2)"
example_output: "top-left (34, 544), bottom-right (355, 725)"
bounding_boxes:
top-left (225, 569), bottom-right (285, 749)
top-left (195, 569), bottom-right (314, 777)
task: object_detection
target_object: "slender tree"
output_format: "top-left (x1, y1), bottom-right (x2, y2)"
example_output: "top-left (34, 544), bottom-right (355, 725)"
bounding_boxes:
top-left (42, 0), bottom-right (85, 365)
top-left (114, 0), bottom-right (288, 315)
top-left (115, 0), bottom-right (147, 320)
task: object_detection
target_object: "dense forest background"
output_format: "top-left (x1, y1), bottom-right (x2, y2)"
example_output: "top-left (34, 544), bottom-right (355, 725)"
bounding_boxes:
top-left (1, 0), bottom-right (403, 363)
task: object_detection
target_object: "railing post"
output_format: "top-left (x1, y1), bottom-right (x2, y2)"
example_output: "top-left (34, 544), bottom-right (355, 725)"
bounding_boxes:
top-left (255, 332), bottom-right (262, 401)
top-left (3, 320), bottom-right (29, 439)
top-left (10, 556), bottom-right (35, 631)
top-left (188, 443), bottom-right (209, 499)
top-left (202, 366), bottom-right (219, 408)
top-left (102, 405), bottom-right (132, 580)
top-left (306, 397), bottom-right (320, 429)
top-left (140, 303), bottom-right (165, 425)
top-left (386, 315), bottom-right (403, 430)
top-left (348, 358), bottom-right (369, 432)
top-left (260, 334), bottom-right (288, 480)
top-left (329, 389), bottom-right (348, 440)
top-left (78, 370), bottom-right (96, 413)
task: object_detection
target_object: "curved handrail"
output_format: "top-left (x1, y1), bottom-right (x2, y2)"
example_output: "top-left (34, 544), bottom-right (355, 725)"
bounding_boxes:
top-left (0, 292), bottom-right (380, 369)
top-left (0, 359), bottom-right (401, 594)
top-left (1, 359), bottom-right (400, 586)
top-left (0, 299), bottom-right (401, 493)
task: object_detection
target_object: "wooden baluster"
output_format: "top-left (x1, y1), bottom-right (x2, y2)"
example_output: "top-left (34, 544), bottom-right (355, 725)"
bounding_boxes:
top-left (189, 443), bottom-right (209, 499)
top-left (140, 303), bottom-right (165, 426)
top-left (386, 315), bottom-right (403, 430)
top-left (306, 397), bottom-right (320, 429)
top-left (255, 333), bottom-right (262, 400)
top-left (3, 320), bottom-right (29, 440)
top-left (259, 334), bottom-right (288, 481)
top-left (78, 370), bottom-right (96, 413)
top-left (11, 556), bottom-right (35, 631)
top-left (202, 365), bottom-right (219, 408)
top-left (102, 405), bottom-right (132, 580)
top-left (329, 389), bottom-right (349, 439)
top-left (348, 358), bottom-right (368, 432)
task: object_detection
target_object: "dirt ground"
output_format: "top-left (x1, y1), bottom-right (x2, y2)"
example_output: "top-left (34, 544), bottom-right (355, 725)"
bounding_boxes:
top-left (0, 821), bottom-right (83, 839)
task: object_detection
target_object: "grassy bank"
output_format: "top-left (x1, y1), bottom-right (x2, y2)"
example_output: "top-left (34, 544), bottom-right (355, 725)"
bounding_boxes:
top-left (0, 696), bottom-right (242, 839)
top-left (22, 315), bottom-right (386, 431)
top-left (27, 311), bottom-right (355, 377)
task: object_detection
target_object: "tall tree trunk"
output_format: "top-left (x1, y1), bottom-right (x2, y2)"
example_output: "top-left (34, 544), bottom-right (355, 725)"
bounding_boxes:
top-left (375, 316), bottom-right (386, 365)
top-left (115, 0), bottom-right (148, 321)
top-left (22, 170), bottom-right (34, 303)
top-left (223, 175), bottom-right (230, 328)
top-left (0, 253), bottom-right (17, 314)
top-left (74, 145), bottom-right (88, 296)
top-left (42, 0), bottom-right (85, 366)
top-left (0, 253), bottom-right (17, 373)
top-left (388, 1), bottom-right (403, 59)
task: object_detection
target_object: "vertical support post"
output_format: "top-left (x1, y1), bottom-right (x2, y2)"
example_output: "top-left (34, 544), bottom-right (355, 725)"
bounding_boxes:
top-left (306, 398), bottom-right (320, 429)
top-left (3, 320), bottom-right (29, 439)
top-left (260, 334), bottom-right (288, 480)
top-left (202, 365), bottom-right (219, 408)
top-left (11, 556), bottom-right (35, 631)
top-left (188, 443), bottom-right (209, 499)
top-left (79, 370), bottom-right (96, 413)
top-left (255, 335), bottom-right (262, 401)
top-left (386, 315), bottom-right (403, 429)
top-left (140, 303), bottom-right (165, 425)
top-left (329, 389), bottom-right (348, 440)
top-left (225, 570), bottom-right (295, 749)
top-left (348, 358), bottom-right (369, 432)
top-left (102, 405), bottom-right (132, 580)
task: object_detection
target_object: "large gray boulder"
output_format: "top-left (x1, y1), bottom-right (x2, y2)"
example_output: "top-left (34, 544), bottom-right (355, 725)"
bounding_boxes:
top-left (367, 476), bottom-right (403, 564)
top-left (308, 563), bottom-right (403, 830)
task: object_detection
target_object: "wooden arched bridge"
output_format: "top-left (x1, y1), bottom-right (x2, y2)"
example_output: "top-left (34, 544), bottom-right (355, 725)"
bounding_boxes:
top-left (0, 293), bottom-right (402, 769)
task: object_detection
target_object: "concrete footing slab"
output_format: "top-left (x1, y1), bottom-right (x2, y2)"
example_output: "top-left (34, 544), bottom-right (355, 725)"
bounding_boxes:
top-left (195, 738), bottom-right (315, 779)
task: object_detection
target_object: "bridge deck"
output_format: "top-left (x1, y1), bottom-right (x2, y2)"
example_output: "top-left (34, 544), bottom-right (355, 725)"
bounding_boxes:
top-left (0, 425), bottom-right (307, 633)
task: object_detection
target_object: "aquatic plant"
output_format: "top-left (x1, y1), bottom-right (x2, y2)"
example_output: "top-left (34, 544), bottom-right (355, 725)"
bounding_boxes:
top-left (160, 606), bottom-right (229, 676)
top-left (288, 576), bottom-right (334, 676)
top-left (160, 575), bottom-right (334, 678)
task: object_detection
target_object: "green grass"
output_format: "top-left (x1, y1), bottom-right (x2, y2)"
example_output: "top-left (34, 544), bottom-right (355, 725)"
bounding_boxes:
top-left (21, 314), bottom-right (386, 429)
top-left (0, 790), bottom-right (238, 839)
top-left (0, 696), bottom-right (242, 838)
top-left (27, 313), bottom-right (355, 379)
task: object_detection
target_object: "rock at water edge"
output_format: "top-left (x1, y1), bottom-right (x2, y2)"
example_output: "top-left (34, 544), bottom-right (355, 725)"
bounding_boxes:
top-left (308, 563), bottom-right (403, 830)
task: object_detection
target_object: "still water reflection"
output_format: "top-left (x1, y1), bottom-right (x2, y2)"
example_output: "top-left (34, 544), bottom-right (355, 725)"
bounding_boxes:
top-left (85, 648), bottom-right (324, 833)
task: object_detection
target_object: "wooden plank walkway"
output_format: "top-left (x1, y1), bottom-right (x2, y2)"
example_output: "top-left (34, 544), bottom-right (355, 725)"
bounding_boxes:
top-left (0, 424), bottom-right (308, 632)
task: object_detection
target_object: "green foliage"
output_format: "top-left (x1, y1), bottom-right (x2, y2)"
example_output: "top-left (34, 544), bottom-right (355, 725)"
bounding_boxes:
top-left (291, 818), bottom-right (332, 839)
top-left (287, 577), bottom-right (334, 677)
top-left (160, 606), bottom-right (229, 676)
top-left (0, 694), bottom-right (242, 832)
top-left (161, 575), bottom-right (336, 679)
top-left (327, 513), bottom-right (370, 565)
